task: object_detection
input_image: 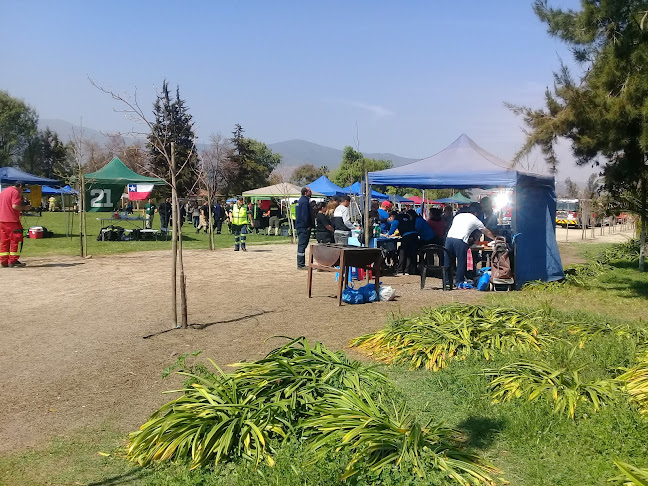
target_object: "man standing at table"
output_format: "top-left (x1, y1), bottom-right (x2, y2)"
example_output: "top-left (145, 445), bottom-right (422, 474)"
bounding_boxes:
top-left (332, 196), bottom-right (355, 245)
top-left (144, 198), bottom-right (157, 229)
top-left (295, 187), bottom-right (313, 269)
top-left (0, 181), bottom-right (31, 268)
top-left (444, 206), bottom-right (495, 285)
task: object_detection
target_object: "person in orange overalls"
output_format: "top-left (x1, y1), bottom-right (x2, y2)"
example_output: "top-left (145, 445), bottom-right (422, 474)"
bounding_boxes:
top-left (0, 181), bottom-right (32, 268)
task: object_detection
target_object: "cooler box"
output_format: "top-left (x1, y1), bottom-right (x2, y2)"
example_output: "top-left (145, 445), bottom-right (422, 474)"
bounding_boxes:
top-left (29, 227), bottom-right (44, 239)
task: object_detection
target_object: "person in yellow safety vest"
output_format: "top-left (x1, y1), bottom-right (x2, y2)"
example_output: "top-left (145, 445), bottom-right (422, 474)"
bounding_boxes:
top-left (48, 196), bottom-right (56, 212)
top-left (229, 196), bottom-right (252, 251)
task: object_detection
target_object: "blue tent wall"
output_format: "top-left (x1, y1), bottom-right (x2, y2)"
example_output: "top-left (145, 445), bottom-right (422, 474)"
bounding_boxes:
top-left (513, 173), bottom-right (565, 288)
top-left (368, 134), bottom-right (564, 286)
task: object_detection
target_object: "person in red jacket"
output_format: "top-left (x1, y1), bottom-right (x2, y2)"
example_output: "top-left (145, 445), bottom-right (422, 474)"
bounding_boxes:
top-left (0, 181), bottom-right (32, 267)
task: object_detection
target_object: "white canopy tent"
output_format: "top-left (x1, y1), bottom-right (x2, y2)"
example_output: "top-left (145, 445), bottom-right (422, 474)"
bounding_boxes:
top-left (242, 182), bottom-right (324, 200)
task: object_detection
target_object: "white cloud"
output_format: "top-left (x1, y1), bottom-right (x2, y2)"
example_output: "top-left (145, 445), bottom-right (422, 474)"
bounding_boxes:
top-left (326, 98), bottom-right (394, 118)
top-left (348, 101), bottom-right (394, 118)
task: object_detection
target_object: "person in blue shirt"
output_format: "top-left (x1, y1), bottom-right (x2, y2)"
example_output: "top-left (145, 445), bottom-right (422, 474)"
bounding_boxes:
top-left (377, 201), bottom-right (391, 233)
top-left (387, 210), bottom-right (418, 274)
top-left (409, 209), bottom-right (435, 245)
top-left (295, 187), bottom-right (314, 269)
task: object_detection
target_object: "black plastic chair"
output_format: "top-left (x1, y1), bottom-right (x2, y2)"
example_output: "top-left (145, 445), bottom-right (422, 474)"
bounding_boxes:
top-left (418, 244), bottom-right (453, 291)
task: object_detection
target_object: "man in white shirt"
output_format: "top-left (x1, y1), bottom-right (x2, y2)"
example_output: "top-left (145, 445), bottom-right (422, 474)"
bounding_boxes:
top-left (332, 196), bottom-right (355, 245)
top-left (445, 207), bottom-right (495, 285)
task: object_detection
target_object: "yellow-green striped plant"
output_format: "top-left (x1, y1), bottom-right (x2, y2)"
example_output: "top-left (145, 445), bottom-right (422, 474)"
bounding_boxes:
top-left (611, 460), bottom-right (648, 485)
top-left (128, 337), bottom-right (491, 481)
top-left (128, 338), bottom-right (387, 469)
top-left (486, 359), bottom-right (619, 419)
top-left (302, 387), bottom-right (494, 484)
top-left (350, 304), bottom-right (551, 371)
top-left (617, 350), bottom-right (648, 415)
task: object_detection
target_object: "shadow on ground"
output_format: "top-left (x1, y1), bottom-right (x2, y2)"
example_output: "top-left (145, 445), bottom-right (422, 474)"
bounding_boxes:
top-left (458, 416), bottom-right (506, 450)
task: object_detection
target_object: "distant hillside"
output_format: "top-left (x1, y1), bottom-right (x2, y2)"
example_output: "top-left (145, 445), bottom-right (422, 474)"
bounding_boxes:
top-left (40, 119), bottom-right (420, 170)
top-left (38, 119), bottom-right (132, 145)
top-left (268, 139), bottom-right (418, 169)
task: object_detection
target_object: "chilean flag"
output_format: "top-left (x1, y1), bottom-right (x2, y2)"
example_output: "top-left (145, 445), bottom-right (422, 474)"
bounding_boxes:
top-left (128, 184), bottom-right (154, 201)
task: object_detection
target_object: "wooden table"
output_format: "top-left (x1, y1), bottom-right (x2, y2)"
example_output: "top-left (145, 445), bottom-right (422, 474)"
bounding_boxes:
top-left (307, 244), bottom-right (382, 306)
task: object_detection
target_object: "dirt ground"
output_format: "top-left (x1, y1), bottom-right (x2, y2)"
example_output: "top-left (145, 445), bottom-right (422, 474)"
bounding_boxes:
top-left (0, 244), bottom-right (485, 454)
top-left (0, 227), bottom-right (635, 454)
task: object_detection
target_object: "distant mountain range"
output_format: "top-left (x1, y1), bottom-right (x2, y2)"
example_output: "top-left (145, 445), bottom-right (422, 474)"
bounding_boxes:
top-left (38, 119), bottom-right (419, 170)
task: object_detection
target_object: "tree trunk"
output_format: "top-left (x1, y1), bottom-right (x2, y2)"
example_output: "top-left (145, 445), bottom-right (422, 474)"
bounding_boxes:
top-left (177, 200), bottom-right (188, 328)
top-left (170, 142), bottom-right (188, 328)
top-left (207, 190), bottom-right (214, 251)
top-left (287, 202), bottom-right (295, 243)
top-left (170, 144), bottom-right (179, 328)
top-left (640, 176), bottom-right (646, 272)
top-left (79, 173), bottom-right (87, 258)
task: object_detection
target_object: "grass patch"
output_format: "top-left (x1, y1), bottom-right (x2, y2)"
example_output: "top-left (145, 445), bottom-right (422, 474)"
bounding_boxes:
top-left (18, 212), bottom-right (290, 257)
top-left (3, 239), bottom-right (648, 485)
top-left (489, 241), bottom-right (648, 323)
top-left (0, 424), bottom-right (146, 486)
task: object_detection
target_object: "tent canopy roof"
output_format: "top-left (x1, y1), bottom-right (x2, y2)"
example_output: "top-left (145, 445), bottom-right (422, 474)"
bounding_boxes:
top-left (342, 181), bottom-right (391, 200)
top-left (0, 167), bottom-right (60, 186)
top-left (42, 185), bottom-right (78, 195)
top-left (306, 175), bottom-right (346, 196)
top-left (84, 157), bottom-right (165, 185)
top-left (369, 133), bottom-right (551, 189)
top-left (242, 182), bottom-right (324, 199)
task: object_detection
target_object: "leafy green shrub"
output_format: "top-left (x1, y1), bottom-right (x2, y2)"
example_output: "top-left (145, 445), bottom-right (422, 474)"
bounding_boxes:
top-left (486, 347), bottom-right (620, 419)
top-left (618, 349), bottom-right (648, 416)
top-left (303, 388), bottom-right (494, 484)
top-left (128, 338), bottom-right (492, 483)
top-left (350, 304), bottom-right (551, 371)
top-left (595, 239), bottom-right (641, 264)
top-left (522, 239), bottom-right (640, 291)
top-left (611, 460), bottom-right (648, 485)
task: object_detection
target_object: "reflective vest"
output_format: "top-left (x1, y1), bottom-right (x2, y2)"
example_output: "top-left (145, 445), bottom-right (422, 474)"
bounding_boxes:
top-left (231, 204), bottom-right (248, 225)
top-left (290, 203), bottom-right (297, 220)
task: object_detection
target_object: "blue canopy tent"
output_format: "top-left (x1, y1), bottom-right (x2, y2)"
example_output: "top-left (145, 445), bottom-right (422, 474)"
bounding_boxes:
top-left (391, 194), bottom-right (415, 204)
top-left (0, 167), bottom-right (60, 187)
top-left (369, 134), bottom-right (564, 288)
top-left (306, 175), bottom-right (347, 197)
top-left (41, 185), bottom-right (78, 195)
top-left (432, 196), bottom-right (472, 205)
top-left (342, 181), bottom-right (391, 200)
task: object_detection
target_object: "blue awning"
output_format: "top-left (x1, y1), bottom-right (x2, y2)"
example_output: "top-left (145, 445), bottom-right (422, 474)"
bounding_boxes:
top-left (0, 167), bottom-right (60, 186)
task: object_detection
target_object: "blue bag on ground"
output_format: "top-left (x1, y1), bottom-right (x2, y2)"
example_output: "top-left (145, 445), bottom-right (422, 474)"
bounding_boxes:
top-left (342, 283), bottom-right (378, 304)
top-left (342, 287), bottom-right (364, 304)
top-left (360, 283), bottom-right (378, 303)
top-left (476, 267), bottom-right (491, 291)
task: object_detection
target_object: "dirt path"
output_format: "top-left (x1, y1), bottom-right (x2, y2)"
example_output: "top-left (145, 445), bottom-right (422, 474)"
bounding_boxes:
top-left (0, 244), bottom-right (485, 453)
top-left (555, 226), bottom-right (635, 266)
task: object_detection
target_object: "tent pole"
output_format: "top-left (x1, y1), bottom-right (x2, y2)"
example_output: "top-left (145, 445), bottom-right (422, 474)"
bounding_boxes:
top-left (364, 174), bottom-right (371, 246)
top-left (422, 189), bottom-right (426, 219)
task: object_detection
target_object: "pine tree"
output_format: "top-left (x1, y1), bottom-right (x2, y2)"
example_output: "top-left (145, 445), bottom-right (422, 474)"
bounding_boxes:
top-left (223, 124), bottom-right (281, 195)
top-left (509, 0), bottom-right (648, 270)
top-left (148, 81), bottom-right (198, 197)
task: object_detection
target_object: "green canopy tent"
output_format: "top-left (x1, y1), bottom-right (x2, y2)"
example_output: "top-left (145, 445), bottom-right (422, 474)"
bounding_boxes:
top-left (449, 192), bottom-right (472, 204)
top-left (84, 157), bottom-right (165, 212)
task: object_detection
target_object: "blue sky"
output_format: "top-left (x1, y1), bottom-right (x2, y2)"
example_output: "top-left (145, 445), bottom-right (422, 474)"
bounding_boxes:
top-left (3, 0), bottom-right (594, 180)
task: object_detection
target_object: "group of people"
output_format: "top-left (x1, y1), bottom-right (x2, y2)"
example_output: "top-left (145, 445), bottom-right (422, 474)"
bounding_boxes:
top-left (292, 187), bottom-right (502, 284)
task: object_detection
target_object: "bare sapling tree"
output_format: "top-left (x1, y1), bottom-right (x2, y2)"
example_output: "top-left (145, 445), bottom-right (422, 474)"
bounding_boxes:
top-left (70, 123), bottom-right (88, 257)
top-left (198, 133), bottom-right (230, 250)
top-left (90, 79), bottom-right (195, 329)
